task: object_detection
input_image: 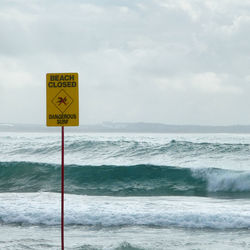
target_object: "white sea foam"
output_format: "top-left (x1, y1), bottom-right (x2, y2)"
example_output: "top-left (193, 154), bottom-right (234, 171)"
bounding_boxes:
top-left (1, 132), bottom-right (250, 170)
top-left (192, 168), bottom-right (250, 192)
top-left (0, 193), bottom-right (250, 229)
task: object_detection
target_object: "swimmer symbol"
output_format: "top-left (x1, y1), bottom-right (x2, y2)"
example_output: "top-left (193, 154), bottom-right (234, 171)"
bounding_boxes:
top-left (57, 97), bottom-right (67, 106)
top-left (52, 89), bottom-right (73, 113)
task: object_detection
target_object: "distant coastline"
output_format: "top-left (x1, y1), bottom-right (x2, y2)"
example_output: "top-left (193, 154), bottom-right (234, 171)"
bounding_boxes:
top-left (1, 122), bottom-right (250, 133)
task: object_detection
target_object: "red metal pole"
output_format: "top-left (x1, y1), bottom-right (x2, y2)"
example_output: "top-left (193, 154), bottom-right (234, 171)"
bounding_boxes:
top-left (61, 126), bottom-right (64, 250)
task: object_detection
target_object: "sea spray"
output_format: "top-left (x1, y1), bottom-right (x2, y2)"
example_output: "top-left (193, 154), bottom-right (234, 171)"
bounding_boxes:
top-left (1, 133), bottom-right (250, 249)
top-left (1, 162), bottom-right (250, 197)
top-left (1, 193), bottom-right (250, 229)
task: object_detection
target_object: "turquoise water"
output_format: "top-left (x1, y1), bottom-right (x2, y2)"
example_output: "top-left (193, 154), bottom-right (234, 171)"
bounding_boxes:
top-left (1, 162), bottom-right (250, 198)
top-left (1, 132), bottom-right (250, 249)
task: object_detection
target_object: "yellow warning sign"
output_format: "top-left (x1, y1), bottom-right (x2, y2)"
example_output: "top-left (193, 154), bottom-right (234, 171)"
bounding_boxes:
top-left (46, 73), bottom-right (79, 126)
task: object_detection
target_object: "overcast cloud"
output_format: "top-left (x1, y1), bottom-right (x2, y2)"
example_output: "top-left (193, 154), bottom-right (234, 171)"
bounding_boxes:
top-left (1, 0), bottom-right (250, 125)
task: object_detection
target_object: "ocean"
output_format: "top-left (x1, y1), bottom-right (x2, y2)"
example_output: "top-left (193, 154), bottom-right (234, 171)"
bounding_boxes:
top-left (0, 131), bottom-right (250, 249)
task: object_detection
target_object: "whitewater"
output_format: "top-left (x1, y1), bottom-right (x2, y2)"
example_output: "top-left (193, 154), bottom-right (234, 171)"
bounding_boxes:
top-left (1, 132), bottom-right (250, 249)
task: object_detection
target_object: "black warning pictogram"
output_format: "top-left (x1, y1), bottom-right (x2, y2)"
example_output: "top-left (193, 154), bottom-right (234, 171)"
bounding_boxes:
top-left (52, 89), bottom-right (73, 113)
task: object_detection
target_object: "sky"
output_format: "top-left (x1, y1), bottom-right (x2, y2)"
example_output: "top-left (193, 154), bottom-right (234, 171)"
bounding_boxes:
top-left (1, 0), bottom-right (250, 125)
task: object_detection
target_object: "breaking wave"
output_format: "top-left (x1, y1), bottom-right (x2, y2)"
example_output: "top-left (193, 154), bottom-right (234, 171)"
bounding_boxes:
top-left (1, 161), bottom-right (250, 197)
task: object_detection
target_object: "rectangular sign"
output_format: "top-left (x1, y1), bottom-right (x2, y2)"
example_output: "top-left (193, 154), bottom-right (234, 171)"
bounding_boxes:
top-left (46, 72), bottom-right (79, 126)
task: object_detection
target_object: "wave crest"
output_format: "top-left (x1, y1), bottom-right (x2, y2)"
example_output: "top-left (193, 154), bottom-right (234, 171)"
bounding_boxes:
top-left (0, 162), bottom-right (250, 197)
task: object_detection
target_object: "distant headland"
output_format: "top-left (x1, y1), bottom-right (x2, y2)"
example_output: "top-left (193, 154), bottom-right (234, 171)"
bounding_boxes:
top-left (1, 122), bottom-right (250, 133)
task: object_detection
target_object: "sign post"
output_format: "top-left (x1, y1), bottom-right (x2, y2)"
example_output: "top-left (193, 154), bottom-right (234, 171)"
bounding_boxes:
top-left (46, 73), bottom-right (79, 250)
top-left (61, 126), bottom-right (64, 249)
